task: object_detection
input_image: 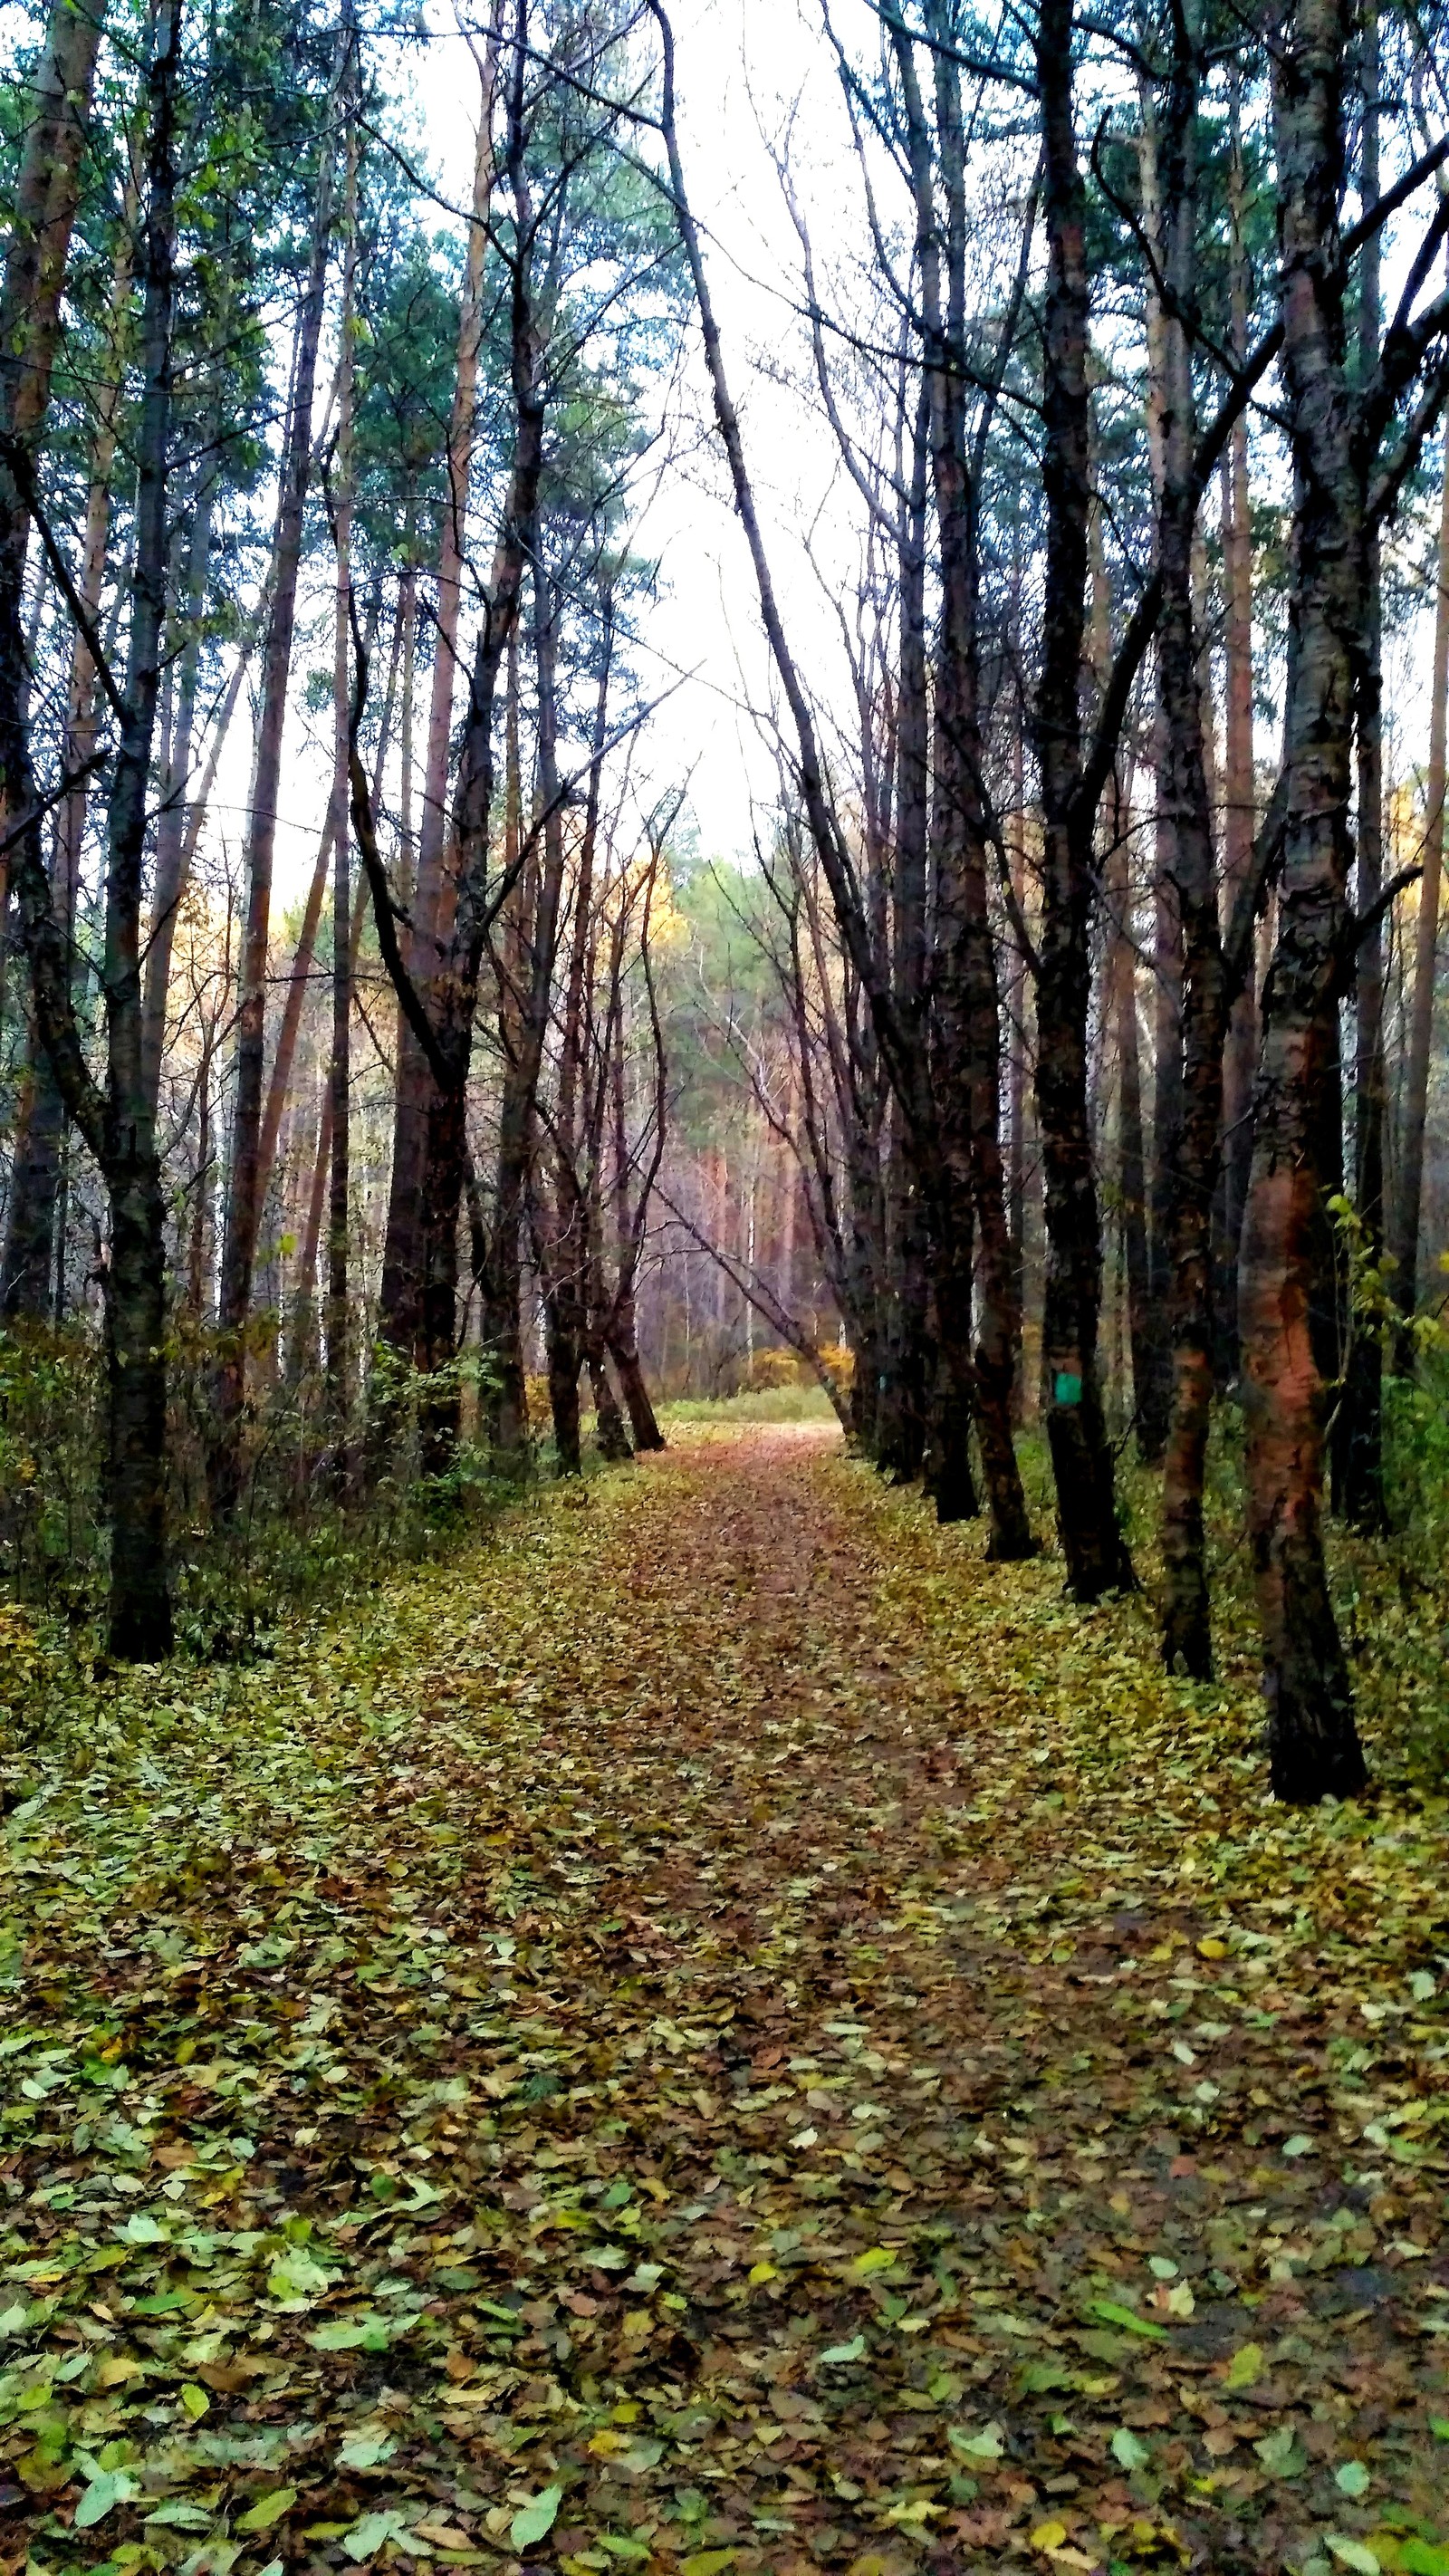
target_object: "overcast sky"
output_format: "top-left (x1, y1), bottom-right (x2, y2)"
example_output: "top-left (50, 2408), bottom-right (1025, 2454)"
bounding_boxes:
top-left (219, 0), bottom-right (1444, 912)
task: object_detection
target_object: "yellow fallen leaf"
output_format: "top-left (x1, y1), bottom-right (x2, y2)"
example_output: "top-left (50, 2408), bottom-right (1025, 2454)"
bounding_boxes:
top-left (1198, 1937), bottom-right (1228, 1959)
top-left (747, 2259), bottom-right (778, 2283)
top-left (1032, 2522), bottom-right (1070, 2552)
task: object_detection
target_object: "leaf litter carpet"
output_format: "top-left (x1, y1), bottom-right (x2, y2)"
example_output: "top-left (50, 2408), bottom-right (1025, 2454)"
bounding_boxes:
top-left (5, 1424), bottom-right (1449, 2576)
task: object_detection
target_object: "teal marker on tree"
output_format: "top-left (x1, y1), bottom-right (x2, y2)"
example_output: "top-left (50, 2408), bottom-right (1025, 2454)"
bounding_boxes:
top-left (1054, 1371), bottom-right (1083, 1408)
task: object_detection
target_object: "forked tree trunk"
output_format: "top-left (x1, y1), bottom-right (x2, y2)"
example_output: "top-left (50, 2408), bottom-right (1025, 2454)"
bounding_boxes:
top-left (380, 2), bottom-right (504, 1361)
top-left (1239, 0), bottom-right (1368, 1802)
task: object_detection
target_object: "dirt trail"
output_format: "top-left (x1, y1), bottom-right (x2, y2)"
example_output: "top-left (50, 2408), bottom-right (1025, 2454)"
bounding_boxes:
top-left (7, 1425), bottom-right (1449, 2576)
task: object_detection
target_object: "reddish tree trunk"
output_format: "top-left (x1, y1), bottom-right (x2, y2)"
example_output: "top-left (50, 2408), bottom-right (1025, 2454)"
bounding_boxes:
top-left (1239, 0), bottom-right (1368, 1802)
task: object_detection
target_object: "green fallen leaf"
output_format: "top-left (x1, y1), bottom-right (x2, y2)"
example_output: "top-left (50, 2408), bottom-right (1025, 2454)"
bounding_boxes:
top-left (679, 2554), bottom-right (735, 2576)
top-left (1090, 2298), bottom-right (1166, 2339)
top-left (948, 2422), bottom-right (1003, 2462)
top-left (850, 2246), bottom-right (897, 2276)
top-left (1282, 2133), bottom-right (1315, 2158)
top-left (344, 2510), bottom-right (411, 2562)
top-left (1111, 2427), bottom-right (1151, 2471)
top-left (145, 2502), bottom-right (216, 2531)
top-left (339, 2435), bottom-right (397, 2470)
top-left (1224, 2342), bottom-right (1264, 2389)
top-left (1336, 2461), bottom-right (1371, 2497)
top-left (820, 2334), bottom-right (866, 2364)
top-left (1325, 2542), bottom-right (1380, 2575)
top-left (179, 2380), bottom-right (209, 2419)
top-left (510, 2485), bottom-right (562, 2550)
top-left (74, 2469), bottom-right (135, 2530)
top-left (1254, 2425), bottom-right (1306, 2478)
top-left (1397, 2542), bottom-right (1449, 2575)
top-left (237, 2486), bottom-right (297, 2533)
top-left (308, 2313), bottom-right (393, 2350)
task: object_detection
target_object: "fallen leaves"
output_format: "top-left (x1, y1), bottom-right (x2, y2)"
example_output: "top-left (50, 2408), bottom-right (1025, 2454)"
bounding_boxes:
top-left (2, 1420), bottom-right (1448, 2575)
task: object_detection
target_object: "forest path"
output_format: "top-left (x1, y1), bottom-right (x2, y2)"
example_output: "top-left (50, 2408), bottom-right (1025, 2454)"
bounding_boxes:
top-left (8, 1425), bottom-right (1449, 2576)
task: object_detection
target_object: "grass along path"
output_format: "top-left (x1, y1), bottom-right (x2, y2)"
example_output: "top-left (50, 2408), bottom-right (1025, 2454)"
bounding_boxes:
top-left (4, 1423), bottom-right (1449, 2576)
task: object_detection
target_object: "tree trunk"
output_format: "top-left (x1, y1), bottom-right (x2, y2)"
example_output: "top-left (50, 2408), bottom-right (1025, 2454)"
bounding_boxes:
top-left (1333, 10), bottom-right (1387, 1531)
top-left (0, 0), bottom-right (106, 1315)
top-left (1239, 0), bottom-right (1368, 1802)
top-left (141, 445), bottom-right (216, 1106)
top-left (481, 559), bottom-right (570, 1463)
top-left (379, 6), bottom-right (504, 1362)
top-left (101, 0), bottom-right (185, 1658)
top-left (210, 89), bottom-right (337, 1512)
top-left (326, 63), bottom-right (359, 1466)
top-left (1390, 435), bottom-right (1449, 1339)
top-left (1032, 0), bottom-right (1135, 1598)
top-left (1154, 5), bottom-right (1226, 1679)
top-left (875, 384), bottom-right (931, 1483)
top-left (1136, 98), bottom-right (1179, 1466)
top-left (893, 22), bottom-right (1032, 1553)
top-left (1215, 73), bottom-right (1258, 1379)
top-left (4, 185), bottom-right (134, 1317)
top-left (1107, 832), bottom-right (1155, 1446)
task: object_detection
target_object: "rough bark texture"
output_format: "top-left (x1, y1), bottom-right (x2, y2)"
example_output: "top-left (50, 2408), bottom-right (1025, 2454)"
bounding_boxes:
top-left (1216, 85), bottom-right (1258, 1377)
top-left (1106, 836), bottom-right (1154, 1451)
top-left (1155, 5), bottom-right (1226, 1682)
top-left (1239, 0), bottom-right (1367, 1802)
top-left (1032, 0), bottom-right (1135, 1599)
top-left (1334, 12), bottom-right (1387, 1532)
